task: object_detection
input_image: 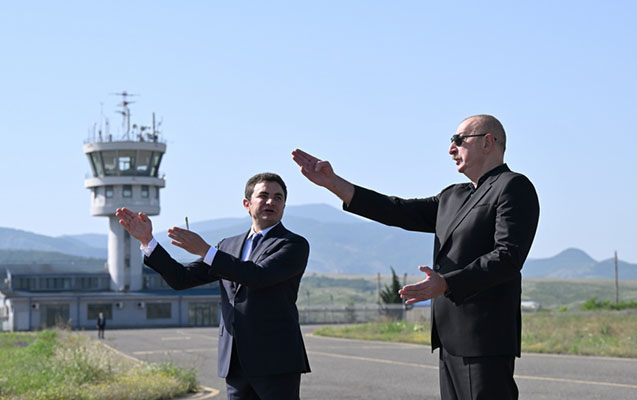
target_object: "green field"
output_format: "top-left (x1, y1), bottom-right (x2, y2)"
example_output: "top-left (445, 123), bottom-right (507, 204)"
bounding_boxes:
top-left (298, 273), bottom-right (637, 310)
top-left (0, 329), bottom-right (197, 400)
top-left (315, 310), bottom-right (637, 358)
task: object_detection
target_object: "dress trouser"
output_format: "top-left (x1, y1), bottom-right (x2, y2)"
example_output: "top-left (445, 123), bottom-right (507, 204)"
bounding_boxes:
top-left (226, 342), bottom-right (301, 400)
top-left (439, 347), bottom-right (518, 400)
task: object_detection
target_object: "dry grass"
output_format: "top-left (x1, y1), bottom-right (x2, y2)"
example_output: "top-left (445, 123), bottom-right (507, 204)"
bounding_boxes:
top-left (0, 329), bottom-right (198, 400)
top-left (314, 310), bottom-right (637, 358)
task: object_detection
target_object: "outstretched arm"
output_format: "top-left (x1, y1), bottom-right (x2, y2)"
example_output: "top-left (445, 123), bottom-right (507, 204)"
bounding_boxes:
top-left (116, 207), bottom-right (153, 246)
top-left (291, 148), bottom-right (355, 205)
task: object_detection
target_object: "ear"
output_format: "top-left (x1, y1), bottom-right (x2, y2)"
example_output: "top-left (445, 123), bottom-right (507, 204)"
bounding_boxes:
top-left (483, 133), bottom-right (495, 152)
top-left (242, 198), bottom-right (250, 212)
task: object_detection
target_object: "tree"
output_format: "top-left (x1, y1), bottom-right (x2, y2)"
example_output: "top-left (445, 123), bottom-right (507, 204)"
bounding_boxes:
top-left (380, 266), bottom-right (402, 304)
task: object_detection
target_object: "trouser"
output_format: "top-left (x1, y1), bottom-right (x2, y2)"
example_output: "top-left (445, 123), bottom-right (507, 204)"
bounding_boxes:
top-left (226, 342), bottom-right (301, 400)
top-left (439, 347), bottom-right (518, 400)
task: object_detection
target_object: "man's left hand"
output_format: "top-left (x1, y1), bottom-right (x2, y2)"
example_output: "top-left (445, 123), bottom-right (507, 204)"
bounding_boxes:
top-left (167, 227), bottom-right (211, 257)
top-left (399, 266), bottom-right (448, 305)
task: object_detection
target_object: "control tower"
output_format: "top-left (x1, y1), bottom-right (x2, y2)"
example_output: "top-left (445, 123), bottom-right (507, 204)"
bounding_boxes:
top-left (83, 92), bottom-right (166, 291)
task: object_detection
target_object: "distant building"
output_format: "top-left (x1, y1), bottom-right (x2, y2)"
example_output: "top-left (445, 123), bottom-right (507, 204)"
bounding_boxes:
top-left (0, 93), bottom-right (221, 331)
top-left (1, 267), bottom-right (220, 331)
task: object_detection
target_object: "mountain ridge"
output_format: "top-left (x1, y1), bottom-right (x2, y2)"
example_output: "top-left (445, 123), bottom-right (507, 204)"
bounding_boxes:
top-left (1, 204), bottom-right (636, 279)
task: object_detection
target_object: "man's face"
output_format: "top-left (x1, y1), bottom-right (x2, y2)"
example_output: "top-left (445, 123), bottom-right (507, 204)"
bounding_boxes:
top-left (449, 118), bottom-right (485, 176)
top-left (243, 181), bottom-right (286, 230)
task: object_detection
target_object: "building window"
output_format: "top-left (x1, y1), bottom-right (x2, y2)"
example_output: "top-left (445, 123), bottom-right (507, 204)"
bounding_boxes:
top-left (90, 152), bottom-right (104, 177)
top-left (105, 186), bottom-right (114, 198)
top-left (150, 153), bottom-right (163, 177)
top-left (137, 151), bottom-right (152, 175)
top-left (146, 303), bottom-right (171, 319)
top-left (141, 185), bottom-right (149, 198)
top-left (123, 185), bottom-right (132, 198)
top-left (41, 304), bottom-right (70, 328)
top-left (118, 150), bottom-right (136, 175)
top-left (101, 151), bottom-right (118, 176)
top-left (88, 304), bottom-right (113, 320)
top-left (155, 187), bottom-right (159, 199)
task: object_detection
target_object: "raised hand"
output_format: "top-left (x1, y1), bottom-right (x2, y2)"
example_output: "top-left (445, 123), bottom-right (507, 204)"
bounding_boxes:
top-left (291, 148), bottom-right (337, 188)
top-left (167, 226), bottom-right (211, 258)
top-left (291, 148), bottom-right (355, 204)
top-left (398, 266), bottom-right (448, 305)
top-left (115, 208), bottom-right (153, 246)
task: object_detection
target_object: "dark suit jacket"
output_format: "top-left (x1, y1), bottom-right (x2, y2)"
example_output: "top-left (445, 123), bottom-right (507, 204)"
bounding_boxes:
top-left (144, 222), bottom-right (311, 378)
top-left (345, 164), bottom-right (539, 357)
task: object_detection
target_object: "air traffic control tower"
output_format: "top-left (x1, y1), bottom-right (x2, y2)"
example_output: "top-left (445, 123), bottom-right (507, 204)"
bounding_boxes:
top-left (83, 92), bottom-right (166, 291)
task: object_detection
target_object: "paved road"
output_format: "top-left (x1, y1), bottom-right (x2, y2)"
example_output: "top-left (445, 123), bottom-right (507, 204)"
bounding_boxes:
top-left (93, 326), bottom-right (637, 399)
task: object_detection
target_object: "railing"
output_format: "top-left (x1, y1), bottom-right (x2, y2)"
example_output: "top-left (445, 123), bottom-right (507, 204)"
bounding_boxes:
top-left (297, 303), bottom-right (430, 325)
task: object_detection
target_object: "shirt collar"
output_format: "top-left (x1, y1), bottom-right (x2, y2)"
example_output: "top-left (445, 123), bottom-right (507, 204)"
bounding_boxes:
top-left (250, 222), bottom-right (279, 239)
top-left (477, 163), bottom-right (508, 188)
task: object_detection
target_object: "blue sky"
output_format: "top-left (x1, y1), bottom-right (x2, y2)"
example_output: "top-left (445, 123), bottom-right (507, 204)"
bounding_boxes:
top-left (1, 1), bottom-right (636, 263)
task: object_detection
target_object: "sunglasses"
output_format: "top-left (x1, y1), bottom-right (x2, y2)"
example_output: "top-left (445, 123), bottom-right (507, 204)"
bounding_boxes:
top-left (450, 133), bottom-right (490, 146)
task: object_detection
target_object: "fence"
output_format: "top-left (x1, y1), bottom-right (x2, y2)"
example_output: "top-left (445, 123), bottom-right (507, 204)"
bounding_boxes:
top-left (298, 303), bottom-right (431, 325)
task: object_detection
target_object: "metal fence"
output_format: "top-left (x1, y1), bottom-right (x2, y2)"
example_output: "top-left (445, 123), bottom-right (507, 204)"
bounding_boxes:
top-left (298, 304), bottom-right (431, 325)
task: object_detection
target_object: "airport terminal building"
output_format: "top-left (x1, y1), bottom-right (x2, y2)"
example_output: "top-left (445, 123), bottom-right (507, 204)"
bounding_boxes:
top-left (0, 94), bottom-right (221, 332)
top-left (1, 267), bottom-right (221, 331)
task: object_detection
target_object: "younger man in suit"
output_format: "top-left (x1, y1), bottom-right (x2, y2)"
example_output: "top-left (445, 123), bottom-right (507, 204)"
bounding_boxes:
top-left (116, 172), bottom-right (310, 400)
top-left (292, 115), bottom-right (539, 399)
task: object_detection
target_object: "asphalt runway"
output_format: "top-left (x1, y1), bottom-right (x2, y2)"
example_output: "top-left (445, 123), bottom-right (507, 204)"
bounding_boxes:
top-left (93, 326), bottom-right (637, 399)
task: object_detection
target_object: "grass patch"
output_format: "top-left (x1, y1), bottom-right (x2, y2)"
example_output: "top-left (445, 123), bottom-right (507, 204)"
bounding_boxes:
top-left (0, 329), bottom-right (198, 400)
top-left (316, 320), bottom-right (430, 344)
top-left (581, 297), bottom-right (637, 310)
top-left (315, 311), bottom-right (637, 358)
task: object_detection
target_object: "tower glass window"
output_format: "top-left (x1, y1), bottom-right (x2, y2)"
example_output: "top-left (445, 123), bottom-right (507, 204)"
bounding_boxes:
top-left (137, 151), bottom-right (152, 175)
top-left (102, 151), bottom-right (118, 176)
top-left (122, 185), bottom-right (132, 198)
top-left (118, 150), bottom-right (136, 175)
top-left (150, 153), bottom-right (163, 177)
top-left (141, 185), bottom-right (149, 198)
top-left (105, 186), bottom-right (114, 198)
top-left (90, 152), bottom-right (104, 177)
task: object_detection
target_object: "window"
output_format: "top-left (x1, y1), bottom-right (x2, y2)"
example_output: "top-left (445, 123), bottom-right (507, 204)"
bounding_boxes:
top-left (118, 150), bottom-right (136, 175)
top-left (78, 277), bottom-right (98, 290)
top-left (150, 153), bottom-right (163, 177)
top-left (90, 152), bottom-right (104, 177)
top-left (141, 185), bottom-right (149, 198)
top-left (137, 151), bottom-right (152, 175)
top-left (146, 303), bottom-right (171, 319)
top-left (88, 304), bottom-right (113, 320)
top-left (122, 185), bottom-right (132, 198)
top-left (155, 187), bottom-right (159, 199)
top-left (101, 151), bottom-right (118, 176)
top-left (105, 186), bottom-right (114, 198)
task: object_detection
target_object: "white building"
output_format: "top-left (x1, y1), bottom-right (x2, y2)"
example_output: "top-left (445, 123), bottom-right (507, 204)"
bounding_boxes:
top-left (0, 94), bottom-right (220, 331)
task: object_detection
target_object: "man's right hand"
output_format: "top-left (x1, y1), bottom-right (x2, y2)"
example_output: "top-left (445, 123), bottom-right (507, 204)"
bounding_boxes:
top-left (115, 207), bottom-right (153, 246)
top-left (291, 148), bottom-right (355, 205)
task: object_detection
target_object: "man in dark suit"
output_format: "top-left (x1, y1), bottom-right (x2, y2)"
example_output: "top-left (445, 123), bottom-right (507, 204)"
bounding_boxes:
top-left (96, 312), bottom-right (106, 339)
top-left (115, 172), bottom-right (310, 400)
top-left (292, 114), bottom-right (539, 399)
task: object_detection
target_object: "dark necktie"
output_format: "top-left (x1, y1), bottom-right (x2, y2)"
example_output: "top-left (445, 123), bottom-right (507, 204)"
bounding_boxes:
top-left (232, 233), bottom-right (262, 292)
top-left (247, 233), bottom-right (263, 261)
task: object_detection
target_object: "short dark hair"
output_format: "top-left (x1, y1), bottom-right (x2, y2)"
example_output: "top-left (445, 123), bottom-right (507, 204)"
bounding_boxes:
top-left (245, 172), bottom-right (288, 200)
top-left (464, 114), bottom-right (507, 152)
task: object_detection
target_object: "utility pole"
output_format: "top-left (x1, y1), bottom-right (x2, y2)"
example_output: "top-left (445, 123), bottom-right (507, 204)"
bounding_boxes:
top-left (614, 251), bottom-right (619, 304)
top-left (377, 272), bottom-right (381, 304)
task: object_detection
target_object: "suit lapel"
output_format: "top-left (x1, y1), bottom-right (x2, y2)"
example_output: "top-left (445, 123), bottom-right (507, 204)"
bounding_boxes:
top-left (227, 231), bottom-right (250, 294)
top-left (235, 223), bottom-right (287, 293)
top-left (436, 175), bottom-right (499, 261)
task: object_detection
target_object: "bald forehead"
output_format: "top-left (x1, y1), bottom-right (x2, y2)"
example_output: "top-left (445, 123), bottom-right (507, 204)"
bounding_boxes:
top-left (456, 117), bottom-right (481, 134)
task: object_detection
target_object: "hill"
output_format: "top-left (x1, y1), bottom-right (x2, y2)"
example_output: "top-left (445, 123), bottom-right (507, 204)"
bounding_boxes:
top-left (1, 204), bottom-right (636, 278)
